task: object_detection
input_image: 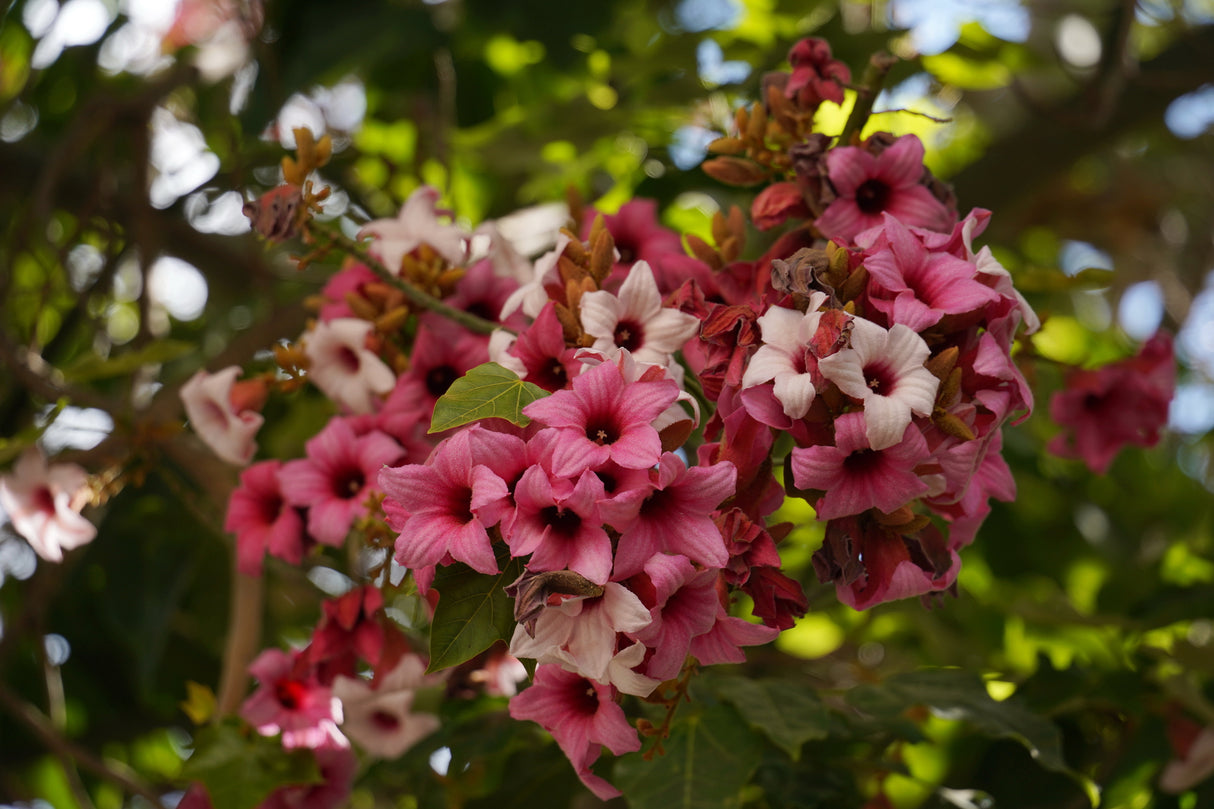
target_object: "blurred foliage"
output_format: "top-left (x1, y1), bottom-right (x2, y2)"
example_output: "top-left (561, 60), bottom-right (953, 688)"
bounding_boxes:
top-left (2, 0), bottom-right (1214, 807)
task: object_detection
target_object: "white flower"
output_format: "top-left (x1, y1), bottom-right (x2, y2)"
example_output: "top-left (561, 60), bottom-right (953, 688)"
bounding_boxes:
top-left (0, 447), bottom-right (96, 563)
top-left (817, 318), bottom-right (939, 450)
top-left (357, 186), bottom-right (467, 272)
top-left (180, 366), bottom-right (263, 465)
top-left (499, 233), bottom-right (571, 320)
top-left (741, 294), bottom-right (829, 420)
top-left (579, 261), bottom-right (699, 366)
top-left (303, 318), bottom-right (396, 414)
top-left (332, 656), bottom-right (441, 759)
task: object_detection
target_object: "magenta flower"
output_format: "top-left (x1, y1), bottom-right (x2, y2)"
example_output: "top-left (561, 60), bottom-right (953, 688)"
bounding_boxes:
top-left (522, 358), bottom-right (679, 478)
top-left (378, 317), bottom-right (489, 438)
top-left (509, 664), bottom-right (641, 801)
top-left (280, 418), bottom-right (404, 547)
top-left (815, 134), bottom-right (954, 243)
top-left (825, 518), bottom-right (960, 611)
top-left (1048, 332), bottom-right (1175, 474)
top-left (379, 427), bottom-right (515, 575)
top-left (241, 648), bottom-right (343, 750)
top-left (225, 460), bottom-right (306, 575)
top-left (318, 263), bottom-right (377, 322)
top-left (180, 365), bottom-right (264, 465)
top-left (489, 301), bottom-right (582, 392)
top-left (258, 733), bottom-right (356, 809)
top-left (631, 554), bottom-right (721, 681)
top-left (612, 454), bottom-right (736, 578)
top-left (505, 466), bottom-right (614, 584)
top-left (859, 214), bottom-right (1003, 332)
top-left (0, 446), bottom-right (95, 563)
top-left (791, 411), bottom-right (931, 520)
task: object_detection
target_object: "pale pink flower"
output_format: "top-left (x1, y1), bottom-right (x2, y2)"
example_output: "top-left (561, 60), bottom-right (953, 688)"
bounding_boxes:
top-left (500, 233), bottom-right (571, 320)
top-left (280, 418), bottom-right (404, 547)
top-left (180, 366), bottom-right (264, 465)
top-left (815, 134), bottom-right (954, 243)
top-left (332, 655), bottom-right (441, 759)
top-left (0, 446), bottom-right (95, 563)
top-left (579, 261), bottom-right (700, 366)
top-left (509, 582), bottom-right (657, 697)
top-left (740, 295), bottom-right (829, 420)
top-left (522, 358), bottom-right (680, 478)
top-left (357, 186), bottom-right (467, 272)
top-left (303, 318), bottom-right (396, 415)
top-left (1161, 719), bottom-right (1214, 794)
top-left (225, 460), bottom-right (306, 575)
top-left (241, 648), bottom-right (344, 750)
top-left (509, 664), bottom-right (641, 801)
top-left (817, 318), bottom-right (939, 450)
top-left (791, 412), bottom-right (931, 520)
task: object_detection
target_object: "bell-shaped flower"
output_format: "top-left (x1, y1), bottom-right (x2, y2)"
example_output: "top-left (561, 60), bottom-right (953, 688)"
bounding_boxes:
top-left (180, 365), bottom-right (264, 465)
top-left (740, 294), bottom-right (829, 420)
top-left (225, 460), bottom-right (306, 575)
top-left (0, 446), bottom-right (95, 563)
top-left (304, 318), bottom-right (396, 415)
top-left (580, 261), bottom-right (700, 367)
top-left (332, 655), bottom-right (441, 759)
top-left (357, 185), bottom-right (467, 272)
top-left (241, 648), bottom-right (344, 750)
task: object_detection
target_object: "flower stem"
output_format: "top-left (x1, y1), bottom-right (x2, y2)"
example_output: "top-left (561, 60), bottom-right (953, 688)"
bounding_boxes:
top-left (838, 52), bottom-right (899, 146)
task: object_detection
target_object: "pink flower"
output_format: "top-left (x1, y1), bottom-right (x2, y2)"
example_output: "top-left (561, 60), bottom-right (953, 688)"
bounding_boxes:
top-left (1048, 332), bottom-right (1175, 474)
top-left (303, 318), bottom-right (396, 414)
top-left (318, 263), bottom-right (378, 322)
top-left (357, 186), bottom-right (467, 271)
top-left (332, 655), bottom-right (441, 758)
top-left (258, 733), bottom-right (356, 809)
top-left (817, 317), bottom-right (939, 450)
top-left (509, 664), bottom-right (641, 801)
top-left (612, 454), bottom-right (736, 578)
top-left (280, 418), bottom-right (404, 546)
top-left (522, 358), bottom-right (679, 478)
top-left (631, 554), bottom-right (721, 681)
top-left (225, 460), bottom-right (306, 575)
top-left (821, 517), bottom-right (959, 610)
top-left (241, 648), bottom-right (344, 750)
top-left (377, 317), bottom-right (489, 438)
top-left (488, 302), bottom-right (581, 392)
top-left (815, 135), bottom-right (954, 243)
top-left (180, 366), bottom-right (264, 465)
top-left (0, 446), bottom-right (95, 563)
top-left (379, 427), bottom-right (516, 576)
top-left (791, 411), bottom-right (931, 520)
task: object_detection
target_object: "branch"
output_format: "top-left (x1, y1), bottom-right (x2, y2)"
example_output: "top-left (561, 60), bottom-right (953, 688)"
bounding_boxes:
top-left (308, 225), bottom-right (509, 336)
top-left (838, 52), bottom-right (899, 145)
top-left (0, 681), bottom-right (168, 809)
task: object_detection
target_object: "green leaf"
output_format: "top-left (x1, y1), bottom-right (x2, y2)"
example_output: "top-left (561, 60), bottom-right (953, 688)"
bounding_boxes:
top-left (427, 545), bottom-right (524, 672)
top-left (847, 668), bottom-right (1094, 801)
top-left (429, 362), bottom-right (547, 433)
top-left (181, 719), bottom-right (321, 809)
top-left (62, 341), bottom-right (196, 382)
top-left (613, 702), bottom-right (764, 809)
top-left (707, 674), bottom-right (831, 760)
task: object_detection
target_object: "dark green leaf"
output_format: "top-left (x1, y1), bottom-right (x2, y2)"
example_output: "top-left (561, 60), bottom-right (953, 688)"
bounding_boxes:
top-left (429, 362), bottom-right (548, 433)
top-left (181, 719), bottom-right (321, 809)
top-left (613, 702), bottom-right (764, 809)
top-left (427, 545), bottom-right (524, 672)
top-left (708, 675), bottom-right (831, 760)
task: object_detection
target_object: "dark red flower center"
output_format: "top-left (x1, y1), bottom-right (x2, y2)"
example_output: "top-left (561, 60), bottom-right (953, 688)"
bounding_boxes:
top-left (370, 710), bottom-right (401, 731)
top-left (337, 346), bottom-right (361, 373)
top-left (541, 506), bottom-right (583, 537)
top-left (613, 319), bottom-right (645, 353)
top-left (333, 466), bottom-right (365, 498)
top-left (426, 365), bottom-right (460, 398)
top-left (843, 448), bottom-right (882, 474)
top-left (275, 678), bottom-right (308, 711)
top-left (863, 362), bottom-right (896, 396)
top-left (33, 486), bottom-right (56, 516)
top-left (855, 179), bottom-right (890, 215)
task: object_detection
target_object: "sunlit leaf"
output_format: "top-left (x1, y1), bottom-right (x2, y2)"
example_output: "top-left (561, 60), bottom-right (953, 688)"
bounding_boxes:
top-left (427, 545), bottom-right (524, 672)
top-left (429, 362), bottom-right (548, 433)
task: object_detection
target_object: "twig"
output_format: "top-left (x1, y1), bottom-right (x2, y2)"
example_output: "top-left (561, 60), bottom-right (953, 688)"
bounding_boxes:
top-left (0, 681), bottom-right (168, 809)
top-left (838, 52), bottom-right (899, 146)
top-left (308, 225), bottom-right (510, 336)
